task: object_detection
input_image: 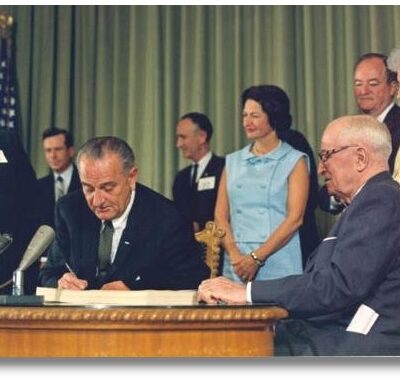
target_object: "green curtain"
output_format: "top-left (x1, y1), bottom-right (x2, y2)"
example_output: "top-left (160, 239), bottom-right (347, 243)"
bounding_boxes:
top-left (2, 5), bottom-right (400, 236)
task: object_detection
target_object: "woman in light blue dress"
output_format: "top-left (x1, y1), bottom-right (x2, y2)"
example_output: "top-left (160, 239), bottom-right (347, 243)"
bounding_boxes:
top-left (215, 85), bottom-right (310, 282)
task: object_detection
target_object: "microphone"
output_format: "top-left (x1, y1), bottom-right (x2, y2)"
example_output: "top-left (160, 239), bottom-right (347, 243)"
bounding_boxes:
top-left (17, 225), bottom-right (55, 273)
top-left (0, 233), bottom-right (13, 256)
top-left (0, 225), bottom-right (55, 306)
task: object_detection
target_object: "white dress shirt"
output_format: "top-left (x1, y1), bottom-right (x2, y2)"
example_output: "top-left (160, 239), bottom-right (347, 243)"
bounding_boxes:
top-left (376, 102), bottom-right (394, 123)
top-left (194, 151), bottom-right (212, 182)
top-left (102, 190), bottom-right (136, 263)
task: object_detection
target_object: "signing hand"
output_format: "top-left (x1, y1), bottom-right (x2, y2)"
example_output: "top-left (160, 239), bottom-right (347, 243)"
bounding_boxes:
top-left (58, 272), bottom-right (88, 290)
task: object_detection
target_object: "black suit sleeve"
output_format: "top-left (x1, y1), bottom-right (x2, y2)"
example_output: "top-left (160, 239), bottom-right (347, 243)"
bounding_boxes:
top-left (0, 130), bottom-right (40, 294)
top-left (123, 202), bottom-right (210, 290)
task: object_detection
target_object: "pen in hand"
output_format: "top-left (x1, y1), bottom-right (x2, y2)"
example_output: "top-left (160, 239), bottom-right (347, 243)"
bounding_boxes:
top-left (65, 262), bottom-right (76, 275)
top-left (62, 262), bottom-right (88, 290)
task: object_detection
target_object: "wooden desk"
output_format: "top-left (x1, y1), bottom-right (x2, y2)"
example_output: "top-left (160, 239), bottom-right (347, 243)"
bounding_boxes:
top-left (0, 305), bottom-right (288, 357)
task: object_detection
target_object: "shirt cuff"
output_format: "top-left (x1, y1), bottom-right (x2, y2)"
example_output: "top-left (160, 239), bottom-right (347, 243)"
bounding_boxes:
top-left (246, 282), bottom-right (252, 303)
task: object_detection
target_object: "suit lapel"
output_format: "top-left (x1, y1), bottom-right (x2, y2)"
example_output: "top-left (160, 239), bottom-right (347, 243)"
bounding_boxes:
top-left (184, 165), bottom-right (192, 185)
top-left (80, 205), bottom-right (101, 278)
top-left (305, 173), bottom-right (391, 272)
top-left (201, 154), bottom-right (224, 178)
top-left (68, 164), bottom-right (81, 193)
top-left (46, 174), bottom-right (56, 203)
top-left (109, 185), bottom-right (152, 276)
top-left (200, 154), bottom-right (215, 178)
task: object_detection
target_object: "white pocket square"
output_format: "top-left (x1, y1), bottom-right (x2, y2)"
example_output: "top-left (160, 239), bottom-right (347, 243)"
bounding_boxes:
top-left (322, 236), bottom-right (337, 241)
top-left (0, 150), bottom-right (8, 163)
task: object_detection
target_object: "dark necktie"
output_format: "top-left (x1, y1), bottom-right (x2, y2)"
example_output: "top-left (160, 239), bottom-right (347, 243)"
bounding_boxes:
top-left (191, 163), bottom-right (198, 189)
top-left (98, 220), bottom-right (114, 277)
top-left (55, 176), bottom-right (65, 201)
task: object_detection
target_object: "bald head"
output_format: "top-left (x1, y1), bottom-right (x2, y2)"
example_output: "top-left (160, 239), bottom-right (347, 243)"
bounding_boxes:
top-left (319, 115), bottom-right (391, 203)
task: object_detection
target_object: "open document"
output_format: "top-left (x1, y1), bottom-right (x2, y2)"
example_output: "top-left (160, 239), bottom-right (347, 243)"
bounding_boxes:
top-left (36, 287), bottom-right (197, 306)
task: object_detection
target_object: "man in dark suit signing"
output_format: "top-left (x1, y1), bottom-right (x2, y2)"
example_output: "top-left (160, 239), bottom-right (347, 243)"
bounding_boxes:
top-left (40, 136), bottom-right (209, 290)
top-left (173, 112), bottom-right (225, 233)
top-left (37, 128), bottom-right (81, 229)
top-left (198, 115), bottom-right (400, 356)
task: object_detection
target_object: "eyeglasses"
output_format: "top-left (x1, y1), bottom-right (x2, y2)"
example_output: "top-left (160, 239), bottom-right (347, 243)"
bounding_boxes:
top-left (318, 145), bottom-right (359, 163)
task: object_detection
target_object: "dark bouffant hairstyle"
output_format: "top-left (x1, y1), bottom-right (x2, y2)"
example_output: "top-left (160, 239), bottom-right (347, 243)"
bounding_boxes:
top-left (241, 85), bottom-right (292, 133)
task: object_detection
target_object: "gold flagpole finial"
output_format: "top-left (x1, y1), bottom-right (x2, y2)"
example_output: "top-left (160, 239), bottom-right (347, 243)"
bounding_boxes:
top-left (0, 11), bottom-right (13, 39)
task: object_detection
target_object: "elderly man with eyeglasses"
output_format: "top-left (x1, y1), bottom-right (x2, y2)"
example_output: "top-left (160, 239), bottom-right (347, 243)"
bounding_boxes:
top-left (198, 114), bottom-right (400, 356)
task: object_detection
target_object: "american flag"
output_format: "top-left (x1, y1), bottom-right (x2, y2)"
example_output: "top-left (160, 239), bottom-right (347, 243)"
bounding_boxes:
top-left (0, 36), bottom-right (18, 132)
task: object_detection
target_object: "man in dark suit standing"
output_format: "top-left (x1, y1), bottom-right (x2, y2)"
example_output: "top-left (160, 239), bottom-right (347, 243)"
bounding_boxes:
top-left (320, 52), bottom-right (399, 213)
top-left (0, 128), bottom-right (40, 294)
top-left (40, 136), bottom-right (209, 290)
top-left (198, 115), bottom-right (400, 356)
top-left (353, 53), bottom-right (399, 171)
top-left (173, 112), bottom-right (225, 233)
top-left (37, 128), bottom-right (81, 229)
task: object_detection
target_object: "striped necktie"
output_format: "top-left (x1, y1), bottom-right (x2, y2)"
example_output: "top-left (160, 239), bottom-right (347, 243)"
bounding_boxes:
top-left (55, 175), bottom-right (65, 201)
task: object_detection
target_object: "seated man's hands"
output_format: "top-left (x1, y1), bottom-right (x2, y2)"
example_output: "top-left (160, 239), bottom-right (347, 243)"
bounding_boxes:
top-left (101, 280), bottom-right (129, 290)
top-left (197, 276), bottom-right (247, 305)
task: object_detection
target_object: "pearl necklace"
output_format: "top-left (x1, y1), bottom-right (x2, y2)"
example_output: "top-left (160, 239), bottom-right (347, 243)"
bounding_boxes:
top-left (253, 143), bottom-right (264, 155)
top-left (252, 140), bottom-right (281, 156)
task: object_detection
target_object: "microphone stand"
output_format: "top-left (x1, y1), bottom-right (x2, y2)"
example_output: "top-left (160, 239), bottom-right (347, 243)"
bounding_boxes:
top-left (0, 225), bottom-right (55, 305)
top-left (0, 269), bottom-right (44, 306)
top-left (12, 270), bottom-right (24, 296)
